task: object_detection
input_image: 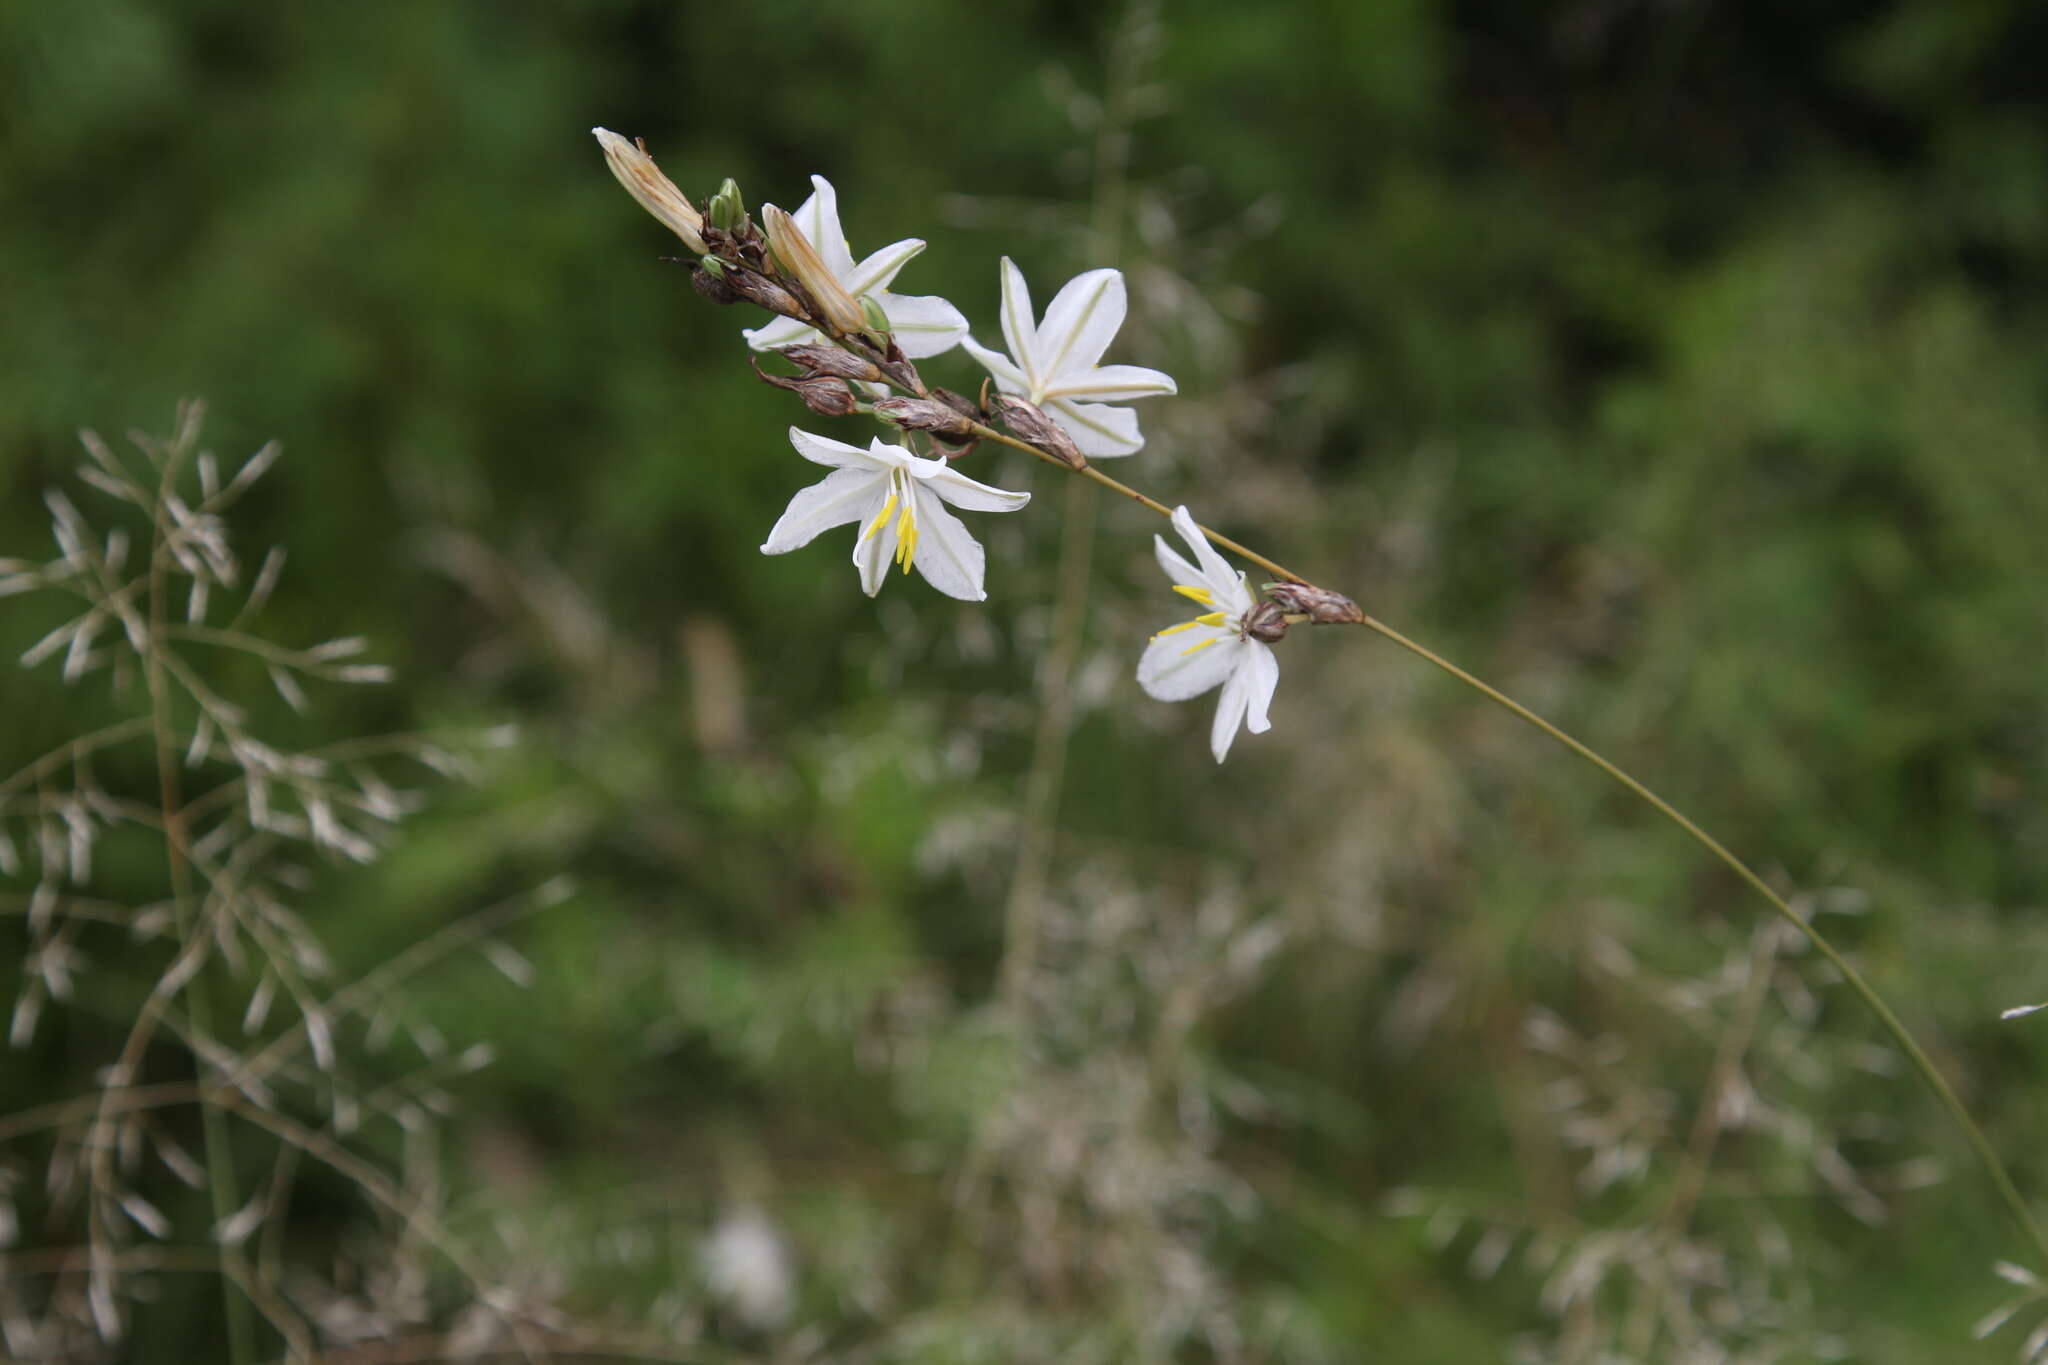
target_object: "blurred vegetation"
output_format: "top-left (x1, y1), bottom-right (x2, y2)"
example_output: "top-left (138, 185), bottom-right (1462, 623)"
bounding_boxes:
top-left (4, 1), bottom-right (2048, 1360)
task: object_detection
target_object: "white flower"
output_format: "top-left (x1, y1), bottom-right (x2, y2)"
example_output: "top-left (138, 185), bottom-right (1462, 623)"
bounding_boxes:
top-left (1137, 506), bottom-right (1279, 763)
top-left (962, 257), bottom-right (1177, 458)
top-left (760, 428), bottom-right (1030, 601)
top-left (741, 176), bottom-right (968, 359)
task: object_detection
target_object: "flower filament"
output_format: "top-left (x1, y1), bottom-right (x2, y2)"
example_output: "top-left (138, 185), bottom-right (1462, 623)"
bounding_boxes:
top-left (1152, 590), bottom-right (1238, 655)
top-left (860, 468), bottom-right (920, 574)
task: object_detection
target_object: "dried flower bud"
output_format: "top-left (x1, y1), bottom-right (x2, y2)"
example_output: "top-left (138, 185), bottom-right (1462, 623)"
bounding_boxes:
top-left (709, 177), bottom-right (746, 233)
top-left (1265, 581), bottom-right (1364, 625)
top-left (1243, 600), bottom-right (1291, 643)
top-left (722, 268), bottom-right (806, 321)
top-left (762, 204), bottom-right (867, 336)
top-left (779, 344), bottom-right (883, 383)
top-left (989, 394), bottom-right (1086, 469)
top-left (750, 359), bottom-right (858, 417)
top-left (929, 388), bottom-right (982, 421)
top-left (592, 128), bottom-right (708, 254)
top-left (871, 396), bottom-right (975, 440)
top-left (692, 261), bottom-right (742, 306)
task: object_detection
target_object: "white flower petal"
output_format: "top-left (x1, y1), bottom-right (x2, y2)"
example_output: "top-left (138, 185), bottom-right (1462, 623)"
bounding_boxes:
top-left (852, 504), bottom-right (899, 597)
top-left (791, 427), bottom-right (892, 471)
top-left (874, 291), bottom-right (969, 358)
top-left (1049, 399), bottom-right (1144, 458)
top-left (791, 174), bottom-right (856, 280)
top-left (1240, 642), bottom-right (1279, 735)
top-left (760, 467), bottom-right (884, 555)
top-left (1153, 533), bottom-right (1204, 589)
top-left (1137, 629), bottom-right (1240, 702)
top-left (907, 491), bottom-right (987, 601)
top-left (847, 239), bottom-right (926, 297)
top-left (1209, 662), bottom-right (1254, 763)
top-left (743, 315), bottom-right (820, 353)
top-left (912, 460), bottom-right (1031, 515)
top-left (962, 336), bottom-right (1028, 395)
top-left (1043, 363), bottom-right (1177, 403)
top-left (1037, 268), bottom-right (1126, 377)
top-left (997, 257), bottom-right (1041, 393)
top-left (1169, 505), bottom-right (1242, 604)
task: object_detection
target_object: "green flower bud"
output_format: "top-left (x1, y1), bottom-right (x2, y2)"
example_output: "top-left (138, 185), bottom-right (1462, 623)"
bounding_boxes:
top-left (709, 178), bottom-right (746, 233)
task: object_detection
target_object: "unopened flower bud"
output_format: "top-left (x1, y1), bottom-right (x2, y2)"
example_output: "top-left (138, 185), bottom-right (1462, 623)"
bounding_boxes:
top-left (592, 128), bottom-right (708, 254)
top-left (1265, 581), bottom-right (1364, 625)
top-left (762, 204), bottom-right (867, 337)
top-left (871, 396), bottom-right (976, 440)
top-left (859, 295), bottom-right (893, 341)
top-left (989, 394), bottom-right (1086, 469)
top-left (709, 177), bottom-right (746, 233)
top-left (750, 359), bottom-right (859, 417)
top-left (779, 344), bottom-right (883, 384)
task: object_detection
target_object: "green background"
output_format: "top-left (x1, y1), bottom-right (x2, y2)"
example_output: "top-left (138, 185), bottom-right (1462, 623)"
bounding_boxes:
top-left (3, 1), bottom-right (2047, 1359)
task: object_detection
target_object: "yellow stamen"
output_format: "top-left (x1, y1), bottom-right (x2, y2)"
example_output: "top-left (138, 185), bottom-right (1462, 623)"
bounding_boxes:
top-left (895, 500), bottom-right (918, 573)
top-left (1180, 636), bottom-right (1221, 657)
top-left (861, 492), bottom-right (900, 542)
top-left (1173, 584), bottom-right (1215, 605)
top-left (1194, 611), bottom-right (1228, 627)
top-left (1154, 621), bottom-right (1199, 638)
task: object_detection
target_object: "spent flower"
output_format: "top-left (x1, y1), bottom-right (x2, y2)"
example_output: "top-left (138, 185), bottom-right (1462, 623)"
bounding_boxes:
top-left (760, 429), bottom-right (1029, 601)
top-left (1137, 506), bottom-right (1279, 763)
top-left (592, 128), bottom-right (707, 254)
top-left (963, 258), bottom-right (1177, 458)
top-left (742, 176), bottom-right (968, 359)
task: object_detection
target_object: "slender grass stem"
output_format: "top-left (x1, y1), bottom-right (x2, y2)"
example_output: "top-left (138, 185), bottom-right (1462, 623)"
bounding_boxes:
top-left (1351, 611), bottom-right (2048, 1266)
top-left (768, 201), bottom-right (2046, 1267)
top-left (957, 385), bottom-right (2048, 1262)
top-left (144, 428), bottom-right (258, 1365)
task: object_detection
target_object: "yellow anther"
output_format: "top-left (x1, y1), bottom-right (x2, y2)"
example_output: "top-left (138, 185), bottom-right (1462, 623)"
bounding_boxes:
top-left (895, 500), bottom-right (918, 573)
top-left (861, 492), bottom-right (900, 542)
top-left (1179, 636), bottom-right (1221, 657)
top-left (1153, 621), bottom-right (1199, 638)
top-left (1172, 584), bottom-right (1215, 606)
top-left (1195, 611), bottom-right (1228, 627)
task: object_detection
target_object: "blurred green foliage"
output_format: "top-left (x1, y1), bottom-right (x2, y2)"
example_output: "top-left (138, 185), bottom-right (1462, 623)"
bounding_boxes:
top-left (4, 1), bottom-right (2048, 1360)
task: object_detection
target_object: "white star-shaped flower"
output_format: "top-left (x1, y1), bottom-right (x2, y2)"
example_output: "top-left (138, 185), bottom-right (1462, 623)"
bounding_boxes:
top-left (962, 258), bottom-right (1177, 458)
top-left (760, 428), bottom-right (1030, 601)
top-left (741, 176), bottom-right (968, 359)
top-left (1137, 506), bottom-right (1279, 763)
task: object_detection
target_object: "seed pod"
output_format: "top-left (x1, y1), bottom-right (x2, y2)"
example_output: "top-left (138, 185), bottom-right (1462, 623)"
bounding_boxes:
top-left (780, 345), bottom-right (884, 384)
top-left (989, 394), bottom-right (1086, 469)
top-left (871, 396), bottom-right (976, 440)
